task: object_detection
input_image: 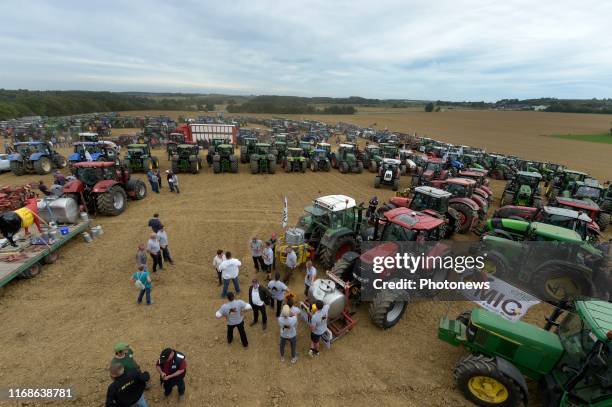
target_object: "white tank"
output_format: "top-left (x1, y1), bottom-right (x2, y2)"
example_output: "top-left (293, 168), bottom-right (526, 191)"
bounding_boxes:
top-left (285, 227), bottom-right (305, 245)
top-left (37, 197), bottom-right (80, 224)
top-left (308, 279), bottom-right (346, 320)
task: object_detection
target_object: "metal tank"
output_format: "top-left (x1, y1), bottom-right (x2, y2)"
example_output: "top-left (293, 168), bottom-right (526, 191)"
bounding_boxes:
top-left (308, 279), bottom-right (346, 320)
top-left (285, 227), bottom-right (305, 245)
top-left (37, 197), bottom-right (80, 224)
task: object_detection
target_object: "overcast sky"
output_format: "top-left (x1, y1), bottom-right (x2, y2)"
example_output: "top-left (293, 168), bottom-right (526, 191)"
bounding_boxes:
top-left (1, 0), bottom-right (611, 100)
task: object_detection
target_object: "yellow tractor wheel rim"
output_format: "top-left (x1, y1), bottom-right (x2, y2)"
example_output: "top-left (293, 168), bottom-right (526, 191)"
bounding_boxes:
top-left (545, 276), bottom-right (580, 300)
top-left (467, 376), bottom-right (509, 404)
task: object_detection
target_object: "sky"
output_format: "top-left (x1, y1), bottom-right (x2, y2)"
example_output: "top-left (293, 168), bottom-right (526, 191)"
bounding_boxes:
top-left (1, 0), bottom-right (611, 101)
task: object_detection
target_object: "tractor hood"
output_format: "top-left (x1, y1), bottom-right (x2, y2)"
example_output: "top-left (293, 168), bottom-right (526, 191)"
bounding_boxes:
top-left (360, 242), bottom-right (398, 265)
top-left (8, 153), bottom-right (22, 161)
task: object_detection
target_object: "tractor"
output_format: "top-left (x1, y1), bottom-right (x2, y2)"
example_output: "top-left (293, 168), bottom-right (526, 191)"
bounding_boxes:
top-left (249, 143), bottom-right (277, 174)
top-left (381, 143), bottom-right (399, 160)
top-left (551, 197), bottom-right (610, 232)
top-left (240, 137), bottom-right (258, 163)
top-left (62, 161), bottom-right (147, 216)
top-left (500, 171), bottom-right (543, 207)
top-left (457, 169), bottom-right (493, 204)
top-left (547, 169), bottom-right (589, 199)
top-left (411, 157), bottom-right (451, 187)
top-left (330, 144), bottom-right (364, 174)
top-left (206, 138), bottom-right (230, 167)
top-left (68, 142), bottom-right (118, 167)
top-left (316, 142), bottom-right (332, 160)
top-left (374, 158), bottom-right (401, 191)
top-left (273, 140), bottom-right (288, 165)
top-left (439, 299), bottom-right (612, 407)
top-left (489, 205), bottom-right (599, 241)
top-left (284, 147), bottom-right (307, 172)
top-left (319, 208), bottom-right (450, 331)
top-left (427, 177), bottom-right (489, 223)
top-left (9, 141), bottom-right (67, 176)
top-left (363, 144), bottom-right (383, 172)
top-left (171, 144), bottom-right (203, 174)
top-left (308, 148), bottom-right (331, 172)
top-left (165, 133), bottom-right (185, 160)
top-left (297, 195), bottom-right (368, 268)
top-left (484, 154), bottom-right (516, 180)
top-left (398, 149), bottom-right (418, 175)
top-left (212, 144), bottom-right (239, 174)
top-left (123, 144), bottom-right (160, 173)
top-left (479, 224), bottom-right (603, 301)
top-left (298, 140), bottom-right (314, 160)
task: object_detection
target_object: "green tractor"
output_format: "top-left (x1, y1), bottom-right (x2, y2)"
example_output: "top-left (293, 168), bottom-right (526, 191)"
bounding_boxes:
top-left (485, 154), bottom-right (516, 180)
top-left (500, 171), bottom-right (543, 207)
top-left (298, 140), bottom-right (314, 160)
top-left (240, 137), bottom-right (258, 163)
top-left (439, 299), bottom-right (612, 407)
top-left (381, 143), bottom-right (399, 159)
top-left (284, 147), bottom-right (307, 173)
top-left (331, 143), bottom-right (364, 174)
top-left (297, 195), bottom-right (368, 268)
top-left (363, 144), bottom-right (383, 172)
top-left (547, 169), bottom-right (589, 200)
top-left (273, 140), bottom-right (288, 164)
top-left (213, 144), bottom-right (239, 174)
top-left (170, 144), bottom-right (203, 174)
top-left (206, 138), bottom-right (230, 167)
top-left (123, 144), bottom-right (160, 172)
top-left (250, 143), bottom-right (277, 174)
top-left (480, 223), bottom-right (602, 301)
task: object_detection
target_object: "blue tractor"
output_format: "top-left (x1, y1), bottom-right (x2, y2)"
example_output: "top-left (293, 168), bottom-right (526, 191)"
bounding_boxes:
top-left (68, 142), bottom-right (119, 167)
top-left (9, 141), bottom-right (67, 176)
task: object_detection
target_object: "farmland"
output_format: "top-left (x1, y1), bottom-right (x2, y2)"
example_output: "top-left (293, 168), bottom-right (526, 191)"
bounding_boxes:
top-left (0, 109), bottom-right (610, 406)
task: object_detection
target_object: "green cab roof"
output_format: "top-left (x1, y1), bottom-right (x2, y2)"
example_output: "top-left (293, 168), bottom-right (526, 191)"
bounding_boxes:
top-left (576, 300), bottom-right (612, 342)
top-left (128, 143), bottom-right (148, 148)
top-left (529, 222), bottom-right (582, 242)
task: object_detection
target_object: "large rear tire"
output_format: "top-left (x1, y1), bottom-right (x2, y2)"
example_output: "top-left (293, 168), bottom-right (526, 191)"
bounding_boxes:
top-left (339, 161), bottom-right (349, 174)
top-left (96, 185), bottom-right (127, 216)
top-left (596, 212), bottom-right (610, 232)
top-left (230, 157), bottom-right (238, 173)
top-left (532, 265), bottom-right (592, 302)
top-left (269, 159), bottom-right (276, 174)
top-left (20, 263), bottom-right (42, 279)
top-left (319, 235), bottom-right (356, 269)
top-left (10, 161), bottom-right (25, 176)
top-left (450, 203), bottom-right (475, 234)
top-left (190, 159), bottom-right (200, 174)
top-left (171, 160), bottom-right (179, 173)
top-left (54, 155), bottom-right (67, 169)
top-left (501, 191), bottom-right (514, 206)
top-left (369, 288), bottom-right (408, 329)
top-left (126, 179), bottom-right (147, 200)
top-left (34, 157), bottom-right (52, 175)
top-left (369, 160), bottom-right (377, 173)
top-left (213, 161), bottom-right (221, 174)
top-left (392, 179), bottom-right (399, 191)
top-left (143, 158), bottom-right (153, 172)
top-left (454, 354), bottom-right (525, 407)
top-left (356, 161), bottom-right (364, 174)
top-left (250, 158), bottom-right (259, 174)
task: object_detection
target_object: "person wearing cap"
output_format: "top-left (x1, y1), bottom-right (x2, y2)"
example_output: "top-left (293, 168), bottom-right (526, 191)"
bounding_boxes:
top-left (105, 362), bottom-right (150, 407)
top-left (309, 300), bottom-right (330, 357)
top-left (304, 260), bottom-right (317, 297)
top-left (215, 291), bottom-right (252, 347)
top-left (146, 233), bottom-right (163, 273)
top-left (111, 343), bottom-right (140, 373)
top-left (155, 348), bottom-right (187, 401)
top-left (267, 272), bottom-right (288, 318)
top-left (212, 249), bottom-right (226, 286)
top-left (262, 241), bottom-right (274, 280)
top-left (278, 304), bottom-right (298, 363)
top-left (248, 279), bottom-right (270, 330)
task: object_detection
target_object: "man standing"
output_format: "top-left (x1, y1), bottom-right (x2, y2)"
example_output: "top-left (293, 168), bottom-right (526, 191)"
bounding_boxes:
top-left (284, 247), bottom-right (298, 283)
top-left (146, 233), bottom-right (163, 273)
top-left (155, 348), bottom-right (187, 401)
top-left (147, 170), bottom-right (159, 194)
top-left (171, 172), bottom-right (179, 194)
top-left (250, 237), bottom-right (265, 273)
top-left (304, 260), bottom-right (317, 297)
top-left (248, 279), bottom-right (269, 330)
top-left (309, 300), bottom-right (329, 357)
top-left (262, 241), bottom-right (274, 281)
top-left (105, 363), bottom-right (149, 407)
top-left (156, 168), bottom-right (162, 190)
top-left (219, 251), bottom-right (241, 298)
top-left (269, 232), bottom-right (278, 270)
top-left (215, 291), bottom-right (252, 347)
top-left (267, 272), bottom-right (288, 318)
top-left (157, 225), bottom-right (174, 265)
top-left (212, 249), bottom-right (225, 286)
top-left (135, 244), bottom-right (148, 270)
top-left (147, 213), bottom-right (162, 233)
top-left (166, 170), bottom-right (175, 192)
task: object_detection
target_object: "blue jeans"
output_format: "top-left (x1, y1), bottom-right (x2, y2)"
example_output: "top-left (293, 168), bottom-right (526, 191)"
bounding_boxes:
top-left (149, 181), bottom-right (159, 193)
top-left (130, 393), bottom-right (148, 407)
top-left (221, 278), bottom-right (240, 298)
top-left (137, 287), bottom-right (151, 305)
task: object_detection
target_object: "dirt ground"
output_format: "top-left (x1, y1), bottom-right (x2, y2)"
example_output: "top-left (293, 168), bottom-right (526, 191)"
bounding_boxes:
top-left (0, 110), bottom-right (610, 407)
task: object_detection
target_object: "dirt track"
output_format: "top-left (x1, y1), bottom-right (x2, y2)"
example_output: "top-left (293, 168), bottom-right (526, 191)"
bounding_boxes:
top-left (0, 110), bottom-right (610, 407)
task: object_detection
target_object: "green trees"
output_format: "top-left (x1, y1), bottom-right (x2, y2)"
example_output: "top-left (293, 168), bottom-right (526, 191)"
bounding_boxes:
top-left (424, 102), bottom-right (435, 112)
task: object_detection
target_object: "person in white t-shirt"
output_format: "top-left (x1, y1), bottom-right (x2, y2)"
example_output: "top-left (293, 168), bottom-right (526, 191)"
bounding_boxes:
top-left (304, 261), bottom-right (316, 297)
top-left (218, 251), bottom-right (241, 298)
top-left (248, 279), bottom-right (270, 330)
top-left (212, 249), bottom-right (226, 286)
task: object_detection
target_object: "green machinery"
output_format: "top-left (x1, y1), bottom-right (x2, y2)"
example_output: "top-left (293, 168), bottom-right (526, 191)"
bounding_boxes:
top-left (123, 144), bottom-right (160, 172)
top-left (331, 143), bottom-right (364, 174)
top-left (439, 299), bottom-right (612, 406)
top-left (240, 137), bottom-right (258, 163)
top-left (170, 144), bottom-right (203, 174)
top-left (284, 147), bottom-right (307, 172)
top-left (500, 171), bottom-right (543, 207)
top-left (363, 144), bottom-right (383, 172)
top-left (547, 169), bottom-right (589, 199)
top-left (249, 143), bottom-right (277, 174)
top-left (212, 144), bottom-right (239, 174)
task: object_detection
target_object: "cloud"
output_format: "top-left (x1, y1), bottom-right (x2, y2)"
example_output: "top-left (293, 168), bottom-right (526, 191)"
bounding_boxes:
top-left (0, 0), bottom-right (611, 100)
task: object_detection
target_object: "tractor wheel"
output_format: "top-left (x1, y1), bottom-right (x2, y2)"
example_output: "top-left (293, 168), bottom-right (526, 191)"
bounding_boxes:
top-left (356, 161), bottom-right (364, 174)
top-left (411, 175), bottom-right (420, 187)
top-left (500, 191), bottom-right (514, 206)
top-left (310, 160), bottom-right (317, 172)
top-left (392, 179), bottom-right (399, 192)
top-left (10, 161), bottom-right (25, 176)
top-left (300, 161), bottom-right (307, 173)
top-left (374, 176), bottom-right (381, 188)
top-left (457, 310), bottom-right (472, 326)
top-left (450, 203), bottom-right (475, 234)
top-left (230, 158), bottom-right (238, 173)
top-left (96, 185), bottom-right (127, 216)
top-left (123, 158), bottom-right (131, 171)
top-left (269, 159), bottom-right (276, 174)
top-left (324, 161), bottom-right (330, 172)
top-left (20, 263), bottom-right (42, 279)
top-left (240, 150), bottom-right (248, 164)
top-left (284, 160), bottom-right (291, 173)
top-left (143, 158), bottom-right (153, 171)
top-left (152, 157), bottom-right (160, 169)
top-left (126, 179), bottom-right (147, 200)
top-left (43, 252), bottom-right (59, 264)
top-left (54, 155), bottom-right (67, 169)
top-left (369, 287), bottom-right (408, 329)
top-left (34, 157), bottom-right (52, 175)
top-left (369, 160), bottom-right (377, 173)
top-left (250, 158), bottom-right (259, 174)
top-left (596, 212), bottom-right (610, 232)
top-left (454, 354), bottom-right (525, 407)
top-left (480, 251), bottom-right (510, 278)
top-left (190, 159), bottom-right (200, 174)
top-left (532, 265), bottom-right (592, 302)
top-left (331, 155), bottom-right (338, 169)
top-left (171, 160), bottom-right (179, 173)
top-left (339, 161), bottom-right (349, 174)
top-left (213, 161), bottom-right (221, 174)
top-left (319, 235), bottom-right (356, 269)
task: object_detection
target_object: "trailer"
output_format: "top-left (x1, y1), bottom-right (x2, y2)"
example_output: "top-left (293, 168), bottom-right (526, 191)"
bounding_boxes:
top-left (174, 123), bottom-right (238, 145)
top-left (0, 220), bottom-right (90, 287)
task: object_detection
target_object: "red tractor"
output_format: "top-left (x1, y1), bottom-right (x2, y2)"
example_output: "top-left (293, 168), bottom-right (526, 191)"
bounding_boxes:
top-left (62, 162), bottom-right (147, 216)
top-left (457, 169), bottom-right (493, 204)
top-left (411, 157), bottom-right (451, 187)
top-left (550, 196), bottom-right (609, 232)
top-left (429, 177), bottom-right (489, 222)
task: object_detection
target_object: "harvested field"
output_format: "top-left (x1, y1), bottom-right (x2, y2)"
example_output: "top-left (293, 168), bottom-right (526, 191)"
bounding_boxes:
top-left (0, 110), bottom-right (610, 407)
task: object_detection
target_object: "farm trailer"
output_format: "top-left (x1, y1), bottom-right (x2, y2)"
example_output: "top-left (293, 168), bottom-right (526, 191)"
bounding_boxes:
top-left (0, 220), bottom-right (90, 287)
top-left (174, 123), bottom-right (238, 146)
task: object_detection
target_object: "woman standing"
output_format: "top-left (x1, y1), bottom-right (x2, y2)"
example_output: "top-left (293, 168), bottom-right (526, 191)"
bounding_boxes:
top-left (278, 305), bottom-right (298, 364)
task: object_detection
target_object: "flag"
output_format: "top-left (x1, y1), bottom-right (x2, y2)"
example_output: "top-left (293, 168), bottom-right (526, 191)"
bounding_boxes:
top-left (282, 196), bottom-right (288, 228)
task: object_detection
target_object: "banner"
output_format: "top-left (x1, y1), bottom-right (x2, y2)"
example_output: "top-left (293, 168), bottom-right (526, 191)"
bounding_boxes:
top-left (281, 196), bottom-right (288, 228)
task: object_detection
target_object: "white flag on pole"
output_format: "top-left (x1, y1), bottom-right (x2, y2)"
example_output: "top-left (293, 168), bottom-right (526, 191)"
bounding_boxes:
top-left (282, 196), bottom-right (288, 228)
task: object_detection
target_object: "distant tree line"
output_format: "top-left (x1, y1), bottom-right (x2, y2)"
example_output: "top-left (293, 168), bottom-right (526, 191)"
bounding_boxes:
top-left (226, 95), bottom-right (356, 114)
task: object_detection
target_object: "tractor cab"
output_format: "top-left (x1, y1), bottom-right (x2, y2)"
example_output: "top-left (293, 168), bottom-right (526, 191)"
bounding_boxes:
top-left (166, 141), bottom-right (179, 158)
top-left (554, 197), bottom-right (603, 227)
top-left (71, 161), bottom-right (126, 186)
top-left (255, 143), bottom-right (272, 155)
top-left (409, 186), bottom-right (451, 214)
top-left (316, 142), bottom-right (331, 154)
top-left (287, 147), bottom-right (303, 158)
top-left (573, 179), bottom-right (604, 201)
top-left (176, 143), bottom-right (200, 157)
top-left (375, 208), bottom-right (446, 242)
top-left (538, 206), bottom-right (593, 240)
top-left (69, 141), bottom-right (115, 163)
top-left (168, 133), bottom-right (185, 144)
top-left (338, 143), bottom-right (356, 159)
top-left (444, 178), bottom-right (476, 198)
top-left (126, 144), bottom-right (150, 159)
top-left (216, 144), bottom-right (234, 155)
top-left (381, 143), bottom-right (399, 159)
top-left (313, 148), bottom-right (328, 159)
top-left (299, 140), bottom-right (314, 154)
top-left (303, 195), bottom-right (364, 235)
top-left (78, 132), bottom-right (99, 143)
